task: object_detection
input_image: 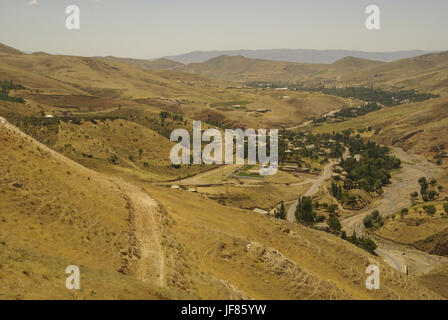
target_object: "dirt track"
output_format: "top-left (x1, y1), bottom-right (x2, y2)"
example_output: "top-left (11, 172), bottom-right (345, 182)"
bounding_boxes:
top-left (287, 161), bottom-right (337, 222)
top-left (0, 116), bottom-right (166, 286)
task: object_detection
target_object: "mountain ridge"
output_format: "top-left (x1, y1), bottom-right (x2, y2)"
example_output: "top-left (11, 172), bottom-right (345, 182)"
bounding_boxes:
top-left (163, 48), bottom-right (433, 64)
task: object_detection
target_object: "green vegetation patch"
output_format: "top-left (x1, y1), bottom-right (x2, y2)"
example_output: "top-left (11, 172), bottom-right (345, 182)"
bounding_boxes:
top-left (0, 80), bottom-right (25, 103)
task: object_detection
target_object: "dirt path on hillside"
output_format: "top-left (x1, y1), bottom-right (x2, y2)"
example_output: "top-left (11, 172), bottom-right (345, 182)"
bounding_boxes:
top-left (112, 179), bottom-right (165, 286)
top-left (0, 116), bottom-right (166, 286)
top-left (287, 120), bottom-right (313, 131)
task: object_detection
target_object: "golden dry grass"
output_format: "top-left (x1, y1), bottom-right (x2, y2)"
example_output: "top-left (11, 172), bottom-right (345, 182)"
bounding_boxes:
top-left (377, 203), bottom-right (448, 245)
top-left (0, 118), bottom-right (191, 299)
top-left (145, 185), bottom-right (441, 299)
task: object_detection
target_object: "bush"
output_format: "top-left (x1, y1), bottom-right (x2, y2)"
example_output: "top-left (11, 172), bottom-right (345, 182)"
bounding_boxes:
top-left (328, 214), bottom-right (342, 231)
top-left (363, 215), bottom-right (373, 228)
top-left (428, 190), bottom-right (438, 200)
top-left (109, 154), bottom-right (118, 164)
top-left (363, 210), bottom-right (382, 229)
top-left (345, 232), bottom-right (378, 255)
top-left (423, 205), bottom-right (436, 215)
top-left (443, 203), bottom-right (448, 214)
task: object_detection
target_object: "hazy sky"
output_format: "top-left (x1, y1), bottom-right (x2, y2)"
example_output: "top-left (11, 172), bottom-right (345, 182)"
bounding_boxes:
top-left (0, 0), bottom-right (447, 59)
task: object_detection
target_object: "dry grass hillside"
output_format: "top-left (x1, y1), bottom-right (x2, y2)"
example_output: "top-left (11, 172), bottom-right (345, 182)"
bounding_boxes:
top-left (52, 118), bottom-right (212, 182)
top-left (0, 117), bottom-right (442, 299)
top-left (173, 51), bottom-right (448, 95)
top-left (0, 51), bottom-right (215, 99)
top-left (178, 55), bottom-right (383, 84)
top-left (144, 185), bottom-right (441, 300)
top-left (418, 264), bottom-right (448, 298)
top-left (0, 42), bottom-right (24, 55)
top-left (376, 202), bottom-right (448, 256)
top-left (338, 51), bottom-right (448, 93)
top-left (183, 55), bottom-right (326, 82)
top-left (1, 41), bottom-right (448, 300)
top-left (0, 43), bottom-right (358, 129)
top-left (312, 96), bottom-right (448, 161)
top-left (0, 117), bottom-right (190, 299)
top-left (102, 56), bottom-right (184, 71)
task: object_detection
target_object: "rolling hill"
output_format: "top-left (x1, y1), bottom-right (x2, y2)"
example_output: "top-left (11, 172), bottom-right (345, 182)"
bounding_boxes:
top-left (324, 56), bottom-right (385, 75)
top-left (0, 116), bottom-right (188, 299)
top-left (0, 116), bottom-right (441, 299)
top-left (311, 96), bottom-right (448, 159)
top-left (163, 51), bottom-right (448, 94)
top-left (183, 55), bottom-right (326, 82)
top-left (1, 41), bottom-right (448, 299)
top-left (336, 51), bottom-right (448, 93)
top-left (0, 42), bottom-right (24, 55)
top-left (0, 42), bottom-right (358, 130)
top-left (102, 56), bottom-right (184, 71)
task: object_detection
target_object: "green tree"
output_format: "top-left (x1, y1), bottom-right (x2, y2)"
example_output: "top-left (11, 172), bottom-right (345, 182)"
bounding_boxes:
top-left (363, 215), bottom-right (373, 228)
top-left (295, 196), bottom-right (315, 225)
top-left (275, 201), bottom-right (286, 220)
top-left (418, 177), bottom-right (428, 197)
top-left (428, 190), bottom-right (438, 200)
top-left (423, 205), bottom-right (436, 215)
top-left (328, 214), bottom-right (342, 232)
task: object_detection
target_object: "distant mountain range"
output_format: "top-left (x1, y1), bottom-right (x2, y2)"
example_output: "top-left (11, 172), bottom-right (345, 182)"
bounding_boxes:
top-left (162, 49), bottom-right (433, 64)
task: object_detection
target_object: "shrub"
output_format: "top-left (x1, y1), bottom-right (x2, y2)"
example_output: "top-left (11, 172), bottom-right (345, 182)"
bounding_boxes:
top-left (363, 215), bottom-right (373, 228)
top-left (328, 214), bottom-right (342, 231)
top-left (423, 205), bottom-right (436, 215)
